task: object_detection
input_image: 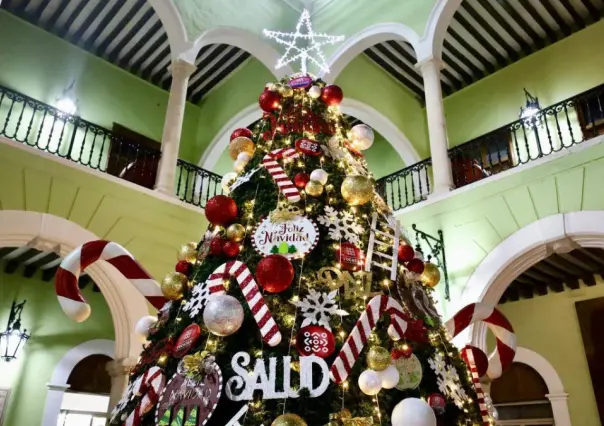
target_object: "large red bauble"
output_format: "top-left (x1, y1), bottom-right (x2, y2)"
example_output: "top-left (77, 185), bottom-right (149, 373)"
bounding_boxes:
top-left (296, 325), bottom-right (335, 358)
top-left (230, 128), bottom-right (253, 141)
top-left (209, 237), bottom-right (226, 256)
top-left (259, 90), bottom-right (281, 112)
top-left (427, 393), bottom-right (446, 415)
top-left (205, 195), bottom-right (238, 226)
top-left (175, 260), bottom-right (192, 276)
top-left (321, 85), bottom-right (343, 106)
top-left (461, 345), bottom-right (489, 378)
top-left (222, 241), bottom-right (240, 258)
top-left (336, 242), bottom-right (364, 271)
top-left (173, 324), bottom-right (201, 358)
top-left (294, 172), bottom-right (310, 188)
top-left (397, 244), bottom-right (415, 262)
top-left (256, 254), bottom-right (294, 293)
top-left (406, 258), bottom-right (425, 274)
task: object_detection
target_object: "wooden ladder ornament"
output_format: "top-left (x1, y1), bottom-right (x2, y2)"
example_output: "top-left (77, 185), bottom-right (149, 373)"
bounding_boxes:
top-left (364, 213), bottom-right (400, 281)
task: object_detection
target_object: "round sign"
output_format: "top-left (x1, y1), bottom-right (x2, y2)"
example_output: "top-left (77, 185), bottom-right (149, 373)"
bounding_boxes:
top-left (173, 324), bottom-right (201, 358)
top-left (289, 76), bottom-right (313, 89)
top-left (394, 353), bottom-right (423, 390)
top-left (336, 242), bottom-right (364, 271)
top-left (296, 325), bottom-right (335, 358)
top-left (252, 215), bottom-right (319, 259)
top-left (295, 138), bottom-right (322, 156)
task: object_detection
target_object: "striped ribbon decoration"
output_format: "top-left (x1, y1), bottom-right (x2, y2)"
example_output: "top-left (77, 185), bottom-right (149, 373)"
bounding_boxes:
top-left (463, 348), bottom-right (490, 425)
top-left (125, 366), bottom-right (165, 426)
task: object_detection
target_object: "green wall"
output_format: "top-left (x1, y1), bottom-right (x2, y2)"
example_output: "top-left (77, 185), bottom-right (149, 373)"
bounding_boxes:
top-left (0, 269), bottom-right (114, 426)
top-left (0, 11), bottom-right (201, 163)
top-left (444, 20), bottom-right (604, 147)
top-left (495, 285), bottom-right (604, 426)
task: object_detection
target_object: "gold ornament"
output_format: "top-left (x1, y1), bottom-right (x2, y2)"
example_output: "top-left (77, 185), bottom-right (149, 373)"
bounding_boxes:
top-left (226, 223), bottom-right (246, 242)
top-left (266, 82), bottom-right (278, 91)
top-left (272, 413), bottom-right (307, 426)
top-left (273, 83), bottom-right (284, 93)
top-left (326, 409), bottom-right (373, 426)
top-left (367, 346), bottom-right (391, 371)
top-left (177, 242), bottom-right (198, 263)
top-left (341, 175), bottom-right (373, 205)
top-left (305, 180), bottom-right (324, 197)
top-left (290, 360), bottom-right (300, 372)
top-left (315, 267), bottom-right (380, 300)
top-left (420, 262), bottom-right (441, 288)
top-left (161, 272), bottom-right (188, 300)
top-left (157, 354), bottom-right (168, 367)
top-left (269, 204), bottom-right (302, 223)
top-left (279, 84), bottom-right (294, 97)
top-left (229, 136), bottom-right (255, 160)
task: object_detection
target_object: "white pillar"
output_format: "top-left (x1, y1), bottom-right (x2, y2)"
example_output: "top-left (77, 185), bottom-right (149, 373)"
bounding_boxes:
top-left (417, 57), bottom-right (454, 195)
top-left (154, 59), bottom-right (197, 196)
top-left (41, 383), bottom-right (70, 426)
top-left (105, 357), bottom-right (138, 412)
top-left (546, 392), bottom-right (572, 426)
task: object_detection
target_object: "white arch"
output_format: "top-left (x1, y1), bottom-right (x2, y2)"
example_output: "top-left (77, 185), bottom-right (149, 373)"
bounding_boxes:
top-left (199, 99), bottom-right (421, 172)
top-left (323, 22), bottom-right (420, 82)
top-left (42, 339), bottom-right (115, 426)
top-left (148, 0), bottom-right (196, 63)
top-left (416, 0), bottom-right (463, 62)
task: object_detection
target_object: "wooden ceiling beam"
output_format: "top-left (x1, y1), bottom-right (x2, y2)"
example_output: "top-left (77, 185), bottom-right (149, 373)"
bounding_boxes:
top-left (107, 8), bottom-right (156, 63)
top-left (517, 0), bottom-right (560, 43)
top-left (96, 0), bottom-right (146, 54)
top-left (547, 280), bottom-right (565, 293)
top-left (564, 278), bottom-right (580, 290)
top-left (83, 1), bottom-right (127, 51)
top-left (578, 0), bottom-right (600, 22)
top-left (541, 0), bottom-right (573, 36)
top-left (58, 1), bottom-right (89, 39)
top-left (580, 248), bottom-right (604, 267)
top-left (505, 284), bottom-right (520, 302)
top-left (516, 282), bottom-right (534, 300)
top-left (448, 28), bottom-right (496, 74)
top-left (582, 274), bottom-right (597, 286)
top-left (494, 0), bottom-right (545, 49)
top-left (475, 0), bottom-right (531, 57)
top-left (559, 251), bottom-right (599, 272)
top-left (522, 268), bottom-right (553, 283)
top-left (559, 0), bottom-right (587, 28)
top-left (454, 12), bottom-right (508, 68)
top-left (44, 0), bottom-right (71, 32)
top-left (543, 254), bottom-right (586, 276)
top-left (70, 1), bottom-right (111, 45)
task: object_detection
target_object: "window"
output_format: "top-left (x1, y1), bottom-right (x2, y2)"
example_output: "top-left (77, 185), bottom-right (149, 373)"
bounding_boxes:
top-left (57, 392), bottom-right (109, 426)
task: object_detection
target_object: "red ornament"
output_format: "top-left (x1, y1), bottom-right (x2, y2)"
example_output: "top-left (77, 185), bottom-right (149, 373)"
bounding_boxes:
top-left (230, 128), bottom-right (253, 141)
top-left (336, 242), bottom-right (364, 272)
top-left (205, 195), bottom-right (238, 226)
top-left (397, 244), bottom-right (415, 262)
top-left (321, 85), bottom-right (343, 106)
top-left (209, 237), bottom-right (226, 256)
top-left (461, 345), bottom-right (489, 378)
top-left (294, 172), bottom-right (310, 188)
top-left (259, 90), bottom-right (281, 112)
top-left (173, 324), bottom-right (201, 358)
top-left (295, 138), bottom-right (322, 156)
top-left (222, 241), bottom-right (240, 258)
top-left (175, 260), bottom-right (192, 276)
top-left (427, 393), bottom-right (447, 415)
top-left (391, 342), bottom-right (413, 360)
top-left (296, 325), bottom-right (335, 358)
top-left (406, 258), bottom-right (425, 274)
top-left (255, 254), bottom-right (294, 293)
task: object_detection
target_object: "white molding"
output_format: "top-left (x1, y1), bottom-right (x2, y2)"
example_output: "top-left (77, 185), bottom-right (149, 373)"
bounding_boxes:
top-left (417, 0), bottom-right (463, 62)
top-left (147, 0), bottom-right (197, 63)
top-left (199, 99), bottom-right (421, 171)
top-left (323, 22), bottom-right (420, 82)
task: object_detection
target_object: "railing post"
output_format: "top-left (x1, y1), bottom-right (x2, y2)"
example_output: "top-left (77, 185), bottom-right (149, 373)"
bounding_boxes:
top-left (154, 59), bottom-right (196, 197)
top-left (416, 57), bottom-right (454, 196)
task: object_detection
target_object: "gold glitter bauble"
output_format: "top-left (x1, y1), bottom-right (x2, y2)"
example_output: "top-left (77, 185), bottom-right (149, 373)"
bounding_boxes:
top-left (279, 84), bottom-right (294, 97)
top-left (341, 175), bottom-right (373, 205)
top-left (226, 223), bottom-right (246, 242)
top-left (305, 180), bottom-right (324, 197)
top-left (161, 272), bottom-right (188, 300)
top-left (420, 262), bottom-right (441, 288)
top-left (177, 242), bottom-right (198, 263)
top-left (367, 346), bottom-right (391, 371)
top-left (228, 136), bottom-right (255, 160)
top-left (271, 413), bottom-right (307, 426)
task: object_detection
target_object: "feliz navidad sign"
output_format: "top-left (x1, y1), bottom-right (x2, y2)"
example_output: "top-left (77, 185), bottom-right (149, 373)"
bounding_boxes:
top-left (252, 216), bottom-right (319, 259)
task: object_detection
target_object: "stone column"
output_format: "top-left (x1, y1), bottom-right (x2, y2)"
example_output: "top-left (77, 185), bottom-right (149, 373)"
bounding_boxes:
top-left (154, 59), bottom-right (197, 196)
top-left (417, 57), bottom-right (454, 196)
top-left (106, 357), bottom-right (138, 412)
top-left (546, 392), bottom-right (572, 426)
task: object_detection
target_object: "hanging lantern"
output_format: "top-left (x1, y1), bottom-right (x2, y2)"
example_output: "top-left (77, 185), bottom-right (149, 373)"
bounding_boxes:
top-left (0, 300), bottom-right (30, 362)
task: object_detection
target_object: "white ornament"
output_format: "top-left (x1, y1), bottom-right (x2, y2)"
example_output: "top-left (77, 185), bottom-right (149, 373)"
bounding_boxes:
top-left (428, 352), bottom-right (468, 409)
top-left (309, 85), bottom-right (322, 99)
top-left (226, 352), bottom-right (329, 401)
top-left (310, 169), bottom-right (328, 185)
top-left (324, 136), bottom-right (348, 159)
top-left (349, 124), bottom-right (374, 150)
top-left (379, 364), bottom-right (400, 389)
top-left (292, 289), bottom-right (348, 330)
top-left (237, 152), bottom-right (252, 163)
top-left (222, 172), bottom-right (238, 193)
top-left (203, 295), bottom-right (244, 337)
top-left (182, 282), bottom-right (211, 318)
top-left (134, 316), bottom-right (158, 340)
top-left (358, 369), bottom-right (382, 395)
top-left (263, 9), bottom-right (345, 74)
top-left (252, 215), bottom-right (319, 259)
top-left (317, 206), bottom-right (365, 244)
top-left (229, 166), bottom-right (261, 192)
top-left (234, 159), bottom-right (247, 172)
top-left (391, 398), bottom-right (437, 426)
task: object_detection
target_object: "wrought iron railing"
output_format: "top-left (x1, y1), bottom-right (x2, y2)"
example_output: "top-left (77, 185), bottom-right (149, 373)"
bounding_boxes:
top-left (376, 158), bottom-right (432, 211)
top-left (176, 160), bottom-right (223, 207)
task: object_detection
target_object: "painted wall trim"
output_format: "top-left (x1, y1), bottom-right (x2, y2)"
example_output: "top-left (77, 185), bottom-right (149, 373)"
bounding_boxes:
top-left (148, 0), bottom-right (197, 63)
top-left (418, 0), bottom-right (462, 62)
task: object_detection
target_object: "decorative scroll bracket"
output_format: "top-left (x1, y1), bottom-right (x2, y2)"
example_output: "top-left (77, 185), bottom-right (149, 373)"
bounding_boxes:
top-left (411, 224), bottom-right (450, 301)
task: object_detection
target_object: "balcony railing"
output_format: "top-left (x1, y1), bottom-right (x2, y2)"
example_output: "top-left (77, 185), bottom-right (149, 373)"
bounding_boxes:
top-left (0, 84), bottom-right (221, 208)
top-left (378, 82), bottom-right (604, 210)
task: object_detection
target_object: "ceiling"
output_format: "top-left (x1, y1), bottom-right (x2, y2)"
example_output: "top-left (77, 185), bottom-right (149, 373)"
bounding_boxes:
top-left (367, 0), bottom-right (604, 99)
top-left (0, 0), bottom-right (249, 104)
top-left (499, 247), bottom-right (604, 303)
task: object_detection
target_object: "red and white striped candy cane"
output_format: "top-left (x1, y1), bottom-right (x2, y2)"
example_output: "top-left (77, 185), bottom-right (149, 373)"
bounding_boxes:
top-left (125, 366), bottom-right (165, 426)
top-left (262, 148), bottom-right (301, 202)
top-left (463, 347), bottom-right (490, 425)
top-left (330, 295), bottom-right (408, 383)
top-left (206, 260), bottom-right (282, 346)
top-left (55, 240), bottom-right (166, 322)
top-left (445, 303), bottom-right (516, 380)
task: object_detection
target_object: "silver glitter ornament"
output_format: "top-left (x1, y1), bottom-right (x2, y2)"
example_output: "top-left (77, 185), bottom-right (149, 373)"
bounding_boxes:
top-left (203, 295), bottom-right (244, 336)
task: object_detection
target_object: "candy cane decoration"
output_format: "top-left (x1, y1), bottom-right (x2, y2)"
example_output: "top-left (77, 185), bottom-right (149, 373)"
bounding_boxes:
top-left (263, 148), bottom-right (301, 202)
top-left (125, 366), bottom-right (166, 426)
top-left (445, 303), bottom-right (516, 380)
top-left (330, 295), bottom-right (408, 383)
top-left (55, 240), bottom-right (166, 322)
top-left (463, 348), bottom-right (490, 425)
top-left (206, 261), bottom-right (282, 346)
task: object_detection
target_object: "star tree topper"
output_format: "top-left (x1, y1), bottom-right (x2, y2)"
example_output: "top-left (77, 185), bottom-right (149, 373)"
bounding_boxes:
top-left (263, 9), bottom-right (345, 74)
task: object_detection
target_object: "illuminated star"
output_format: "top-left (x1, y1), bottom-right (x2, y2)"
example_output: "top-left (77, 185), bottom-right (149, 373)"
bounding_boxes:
top-left (263, 9), bottom-right (345, 74)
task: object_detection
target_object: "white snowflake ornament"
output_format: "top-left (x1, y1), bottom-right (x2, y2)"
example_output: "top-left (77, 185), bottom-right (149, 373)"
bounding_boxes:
top-left (317, 206), bottom-right (365, 244)
top-left (428, 352), bottom-right (468, 409)
top-left (182, 282), bottom-right (211, 318)
top-left (292, 289), bottom-right (348, 330)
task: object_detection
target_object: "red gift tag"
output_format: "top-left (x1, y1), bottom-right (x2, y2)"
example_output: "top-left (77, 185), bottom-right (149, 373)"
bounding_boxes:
top-left (296, 325), bottom-right (335, 358)
top-left (337, 242), bottom-right (364, 271)
top-left (289, 76), bottom-right (313, 89)
top-left (173, 324), bottom-right (201, 358)
top-left (295, 138), bottom-right (322, 156)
